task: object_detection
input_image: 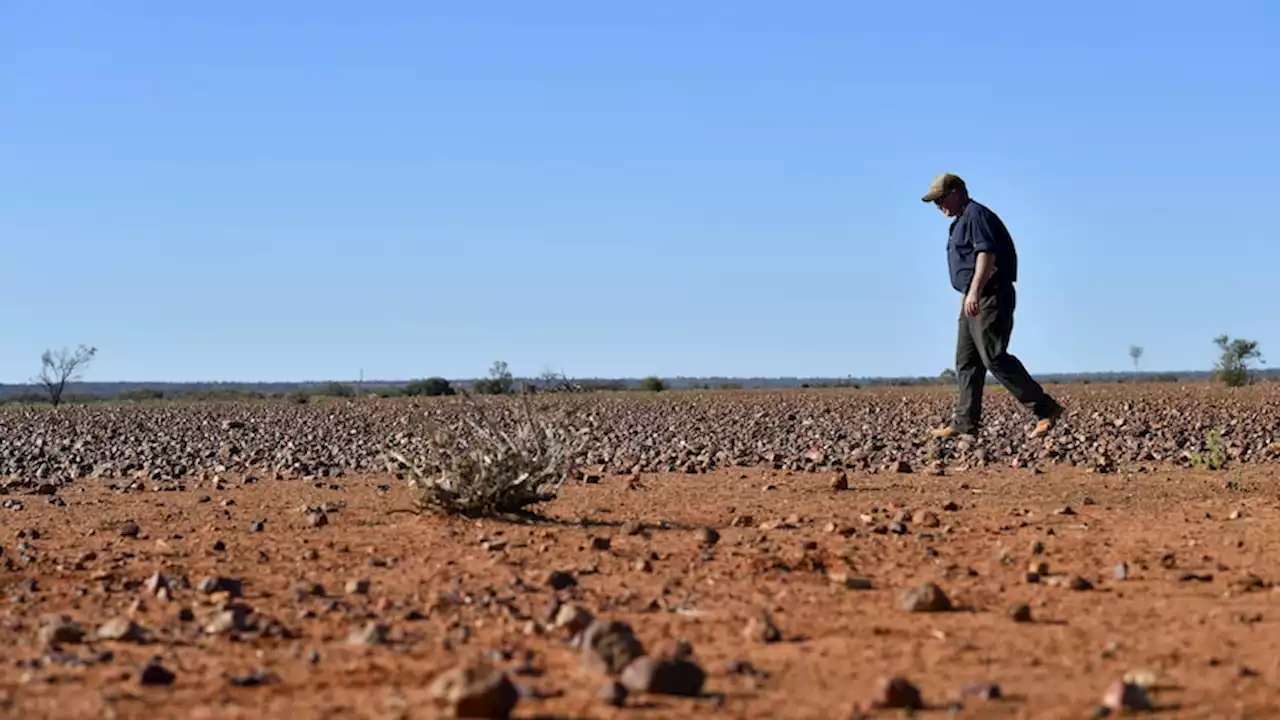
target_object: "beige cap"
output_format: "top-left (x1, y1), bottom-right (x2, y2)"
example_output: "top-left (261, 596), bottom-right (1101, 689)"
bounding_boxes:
top-left (921, 172), bottom-right (966, 202)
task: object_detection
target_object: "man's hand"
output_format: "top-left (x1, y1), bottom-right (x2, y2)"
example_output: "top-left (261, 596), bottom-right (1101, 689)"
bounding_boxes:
top-left (964, 252), bottom-right (995, 317)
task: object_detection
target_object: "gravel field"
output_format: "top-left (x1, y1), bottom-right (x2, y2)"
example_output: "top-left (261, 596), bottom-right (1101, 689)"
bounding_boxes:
top-left (1, 384), bottom-right (1278, 718)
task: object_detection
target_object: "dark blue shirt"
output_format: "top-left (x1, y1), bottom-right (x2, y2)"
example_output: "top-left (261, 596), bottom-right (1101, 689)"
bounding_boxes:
top-left (947, 200), bottom-right (1017, 295)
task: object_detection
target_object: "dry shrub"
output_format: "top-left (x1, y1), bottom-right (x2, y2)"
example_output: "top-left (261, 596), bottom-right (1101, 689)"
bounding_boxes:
top-left (384, 392), bottom-right (586, 518)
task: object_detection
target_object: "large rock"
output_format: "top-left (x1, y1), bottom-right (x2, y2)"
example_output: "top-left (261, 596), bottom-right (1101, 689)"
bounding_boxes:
top-left (581, 620), bottom-right (645, 676)
top-left (428, 660), bottom-right (520, 719)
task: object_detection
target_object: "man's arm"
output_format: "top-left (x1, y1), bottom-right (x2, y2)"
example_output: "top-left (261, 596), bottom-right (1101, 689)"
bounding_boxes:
top-left (963, 210), bottom-right (999, 315)
top-left (969, 252), bottom-right (996, 298)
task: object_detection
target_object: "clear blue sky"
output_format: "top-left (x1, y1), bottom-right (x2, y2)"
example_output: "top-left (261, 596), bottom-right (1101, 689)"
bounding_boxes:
top-left (2, 2), bottom-right (1276, 383)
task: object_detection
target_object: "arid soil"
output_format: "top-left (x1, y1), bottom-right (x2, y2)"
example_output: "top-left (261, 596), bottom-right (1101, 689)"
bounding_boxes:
top-left (2, 386), bottom-right (1280, 718)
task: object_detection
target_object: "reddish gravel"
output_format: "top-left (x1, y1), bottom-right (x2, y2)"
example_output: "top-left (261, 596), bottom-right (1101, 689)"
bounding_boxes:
top-left (2, 441), bottom-right (1279, 718)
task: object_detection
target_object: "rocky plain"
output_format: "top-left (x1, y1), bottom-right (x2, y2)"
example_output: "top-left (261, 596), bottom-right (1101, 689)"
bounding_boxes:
top-left (2, 382), bottom-right (1280, 718)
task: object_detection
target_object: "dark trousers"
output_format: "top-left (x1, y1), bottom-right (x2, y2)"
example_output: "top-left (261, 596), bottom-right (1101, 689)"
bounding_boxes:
top-left (952, 285), bottom-right (1058, 433)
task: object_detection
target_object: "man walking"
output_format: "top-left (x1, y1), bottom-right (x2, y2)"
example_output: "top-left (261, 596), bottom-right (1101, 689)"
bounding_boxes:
top-left (921, 172), bottom-right (1063, 439)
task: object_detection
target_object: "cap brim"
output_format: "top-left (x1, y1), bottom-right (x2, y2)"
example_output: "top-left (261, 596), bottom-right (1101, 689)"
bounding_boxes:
top-left (921, 190), bottom-right (943, 202)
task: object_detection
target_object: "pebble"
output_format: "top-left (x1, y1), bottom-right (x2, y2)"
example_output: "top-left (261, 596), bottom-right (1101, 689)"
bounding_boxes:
top-left (139, 658), bottom-right (176, 686)
top-left (743, 612), bottom-right (782, 643)
top-left (598, 680), bottom-right (628, 707)
top-left (901, 582), bottom-right (952, 613)
top-left (620, 655), bottom-right (707, 697)
top-left (119, 521), bottom-right (140, 538)
top-left (1101, 681), bottom-right (1151, 712)
top-left (581, 620), bottom-right (645, 675)
top-left (428, 660), bottom-right (520, 719)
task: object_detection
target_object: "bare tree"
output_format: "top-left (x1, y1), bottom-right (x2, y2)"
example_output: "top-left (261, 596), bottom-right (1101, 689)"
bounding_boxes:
top-left (1128, 345), bottom-right (1144, 375)
top-left (36, 345), bottom-right (97, 407)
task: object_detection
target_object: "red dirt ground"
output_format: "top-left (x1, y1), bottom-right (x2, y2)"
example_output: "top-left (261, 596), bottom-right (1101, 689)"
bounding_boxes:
top-left (2, 463), bottom-right (1279, 719)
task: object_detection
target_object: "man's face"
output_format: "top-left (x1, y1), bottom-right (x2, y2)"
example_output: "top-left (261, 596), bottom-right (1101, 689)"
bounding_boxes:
top-left (934, 189), bottom-right (964, 217)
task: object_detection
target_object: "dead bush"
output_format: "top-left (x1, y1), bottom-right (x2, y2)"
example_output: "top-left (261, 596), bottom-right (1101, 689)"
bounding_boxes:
top-left (384, 392), bottom-right (586, 518)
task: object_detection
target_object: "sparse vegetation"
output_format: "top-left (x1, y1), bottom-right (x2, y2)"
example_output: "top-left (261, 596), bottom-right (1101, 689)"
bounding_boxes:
top-left (471, 360), bottom-right (515, 395)
top-left (384, 391), bottom-right (585, 518)
top-left (35, 345), bottom-right (98, 407)
top-left (402, 377), bottom-right (456, 397)
top-left (318, 382), bottom-right (356, 398)
top-left (1213, 335), bottom-right (1263, 387)
top-left (1190, 428), bottom-right (1229, 470)
top-left (639, 376), bottom-right (666, 392)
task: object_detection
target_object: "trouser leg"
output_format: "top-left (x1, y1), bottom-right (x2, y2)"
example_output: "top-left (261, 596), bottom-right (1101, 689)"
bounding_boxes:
top-left (967, 287), bottom-right (1059, 419)
top-left (953, 308), bottom-right (986, 433)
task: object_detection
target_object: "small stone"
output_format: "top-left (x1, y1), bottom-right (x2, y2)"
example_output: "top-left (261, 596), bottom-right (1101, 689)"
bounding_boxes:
top-left (38, 617), bottom-right (85, 648)
top-left (580, 620), bottom-right (645, 676)
top-left (1009, 603), bottom-right (1033, 623)
top-left (696, 527), bottom-right (720, 547)
top-left (743, 612), bottom-right (781, 643)
top-left (829, 573), bottom-right (873, 590)
top-left (1069, 575), bottom-right (1095, 591)
top-left (1030, 540), bottom-right (1045, 555)
top-left (1055, 506), bottom-right (1077, 516)
top-left (143, 572), bottom-right (169, 596)
top-left (345, 579), bottom-right (371, 595)
top-left (95, 618), bottom-right (144, 642)
top-left (552, 604), bottom-right (594, 637)
top-left (306, 512), bottom-right (328, 528)
top-left (589, 536), bottom-right (611, 551)
top-left (547, 571), bottom-right (576, 591)
top-left (197, 576), bottom-right (243, 597)
top-left (960, 682), bottom-right (1003, 701)
top-left (1101, 681), bottom-right (1151, 712)
top-left (427, 660), bottom-right (520, 719)
top-left (1114, 563), bottom-right (1129, 580)
top-left (901, 582), bottom-right (952, 613)
top-left (919, 511), bottom-right (941, 528)
top-left (620, 655), bottom-right (706, 697)
top-left (119, 521), bottom-right (140, 538)
top-left (872, 676), bottom-right (924, 710)
top-left (598, 680), bottom-right (628, 707)
top-left (139, 658), bottom-right (175, 686)
top-left (830, 473), bottom-right (849, 491)
top-left (248, 521), bottom-right (265, 533)
top-left (347, 622), bottom-right (388, 646)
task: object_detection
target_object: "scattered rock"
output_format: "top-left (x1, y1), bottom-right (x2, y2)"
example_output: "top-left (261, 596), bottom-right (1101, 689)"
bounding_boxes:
top-left (743, 612), bottom-right (782, 643)
top-left (348, 622), bottom-right (388, 646)
top-left (139, 658), bottom-right (175, 686)
top-left (96, 618), bottom-right (144, 643)
top-left (547, 571), bottom-right (576, 591)
top-left (428, 659), bottom-right (520, 719)
top-left (38, 617), bottom-right (85, 648)
top-left (1009, 603), bottom-right (1033, 623)
top-left (620, 655), bottom-right (707, 697)
top-left (901, 582), bottom-right (952, 613)
top-left (869, 676), bottom-right (924, 710)
top-left (119, 521), bottom-right (140, 538)
top-left (1101, 681), bottom-right (1151, 712)
top-left (581, 620), bottom-right (645, 676)
top-left (598, 680), bottom-right (628, 707)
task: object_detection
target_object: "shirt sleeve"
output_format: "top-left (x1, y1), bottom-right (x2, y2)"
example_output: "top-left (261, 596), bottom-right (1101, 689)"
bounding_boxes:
top-left (967, 208), bottom-right (997, 254)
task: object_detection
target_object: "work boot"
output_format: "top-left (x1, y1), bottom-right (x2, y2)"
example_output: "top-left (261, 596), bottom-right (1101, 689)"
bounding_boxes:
top-left (930, 425), bottom-right (975, 440)
top-left (1028, 403), bottom-right (1065, 439)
